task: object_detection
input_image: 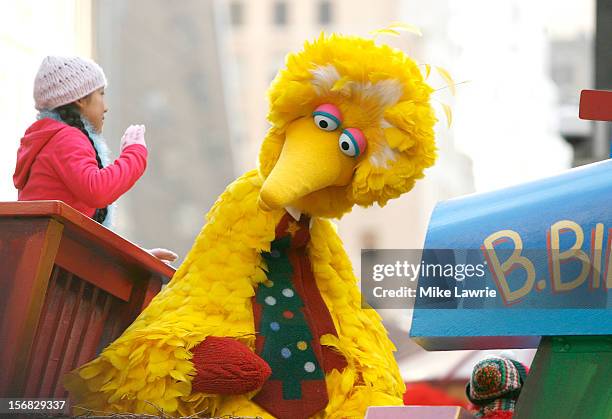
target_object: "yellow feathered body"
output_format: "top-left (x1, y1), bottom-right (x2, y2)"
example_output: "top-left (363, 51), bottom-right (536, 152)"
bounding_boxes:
top-left (67, 33), bottom-right (437, 418)
top-left (66, 170), bottom-right (405, 417)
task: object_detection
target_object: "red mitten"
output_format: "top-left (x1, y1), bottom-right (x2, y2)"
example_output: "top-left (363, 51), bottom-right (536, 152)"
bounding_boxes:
top-left (191, 336), bottom-right (271, 394)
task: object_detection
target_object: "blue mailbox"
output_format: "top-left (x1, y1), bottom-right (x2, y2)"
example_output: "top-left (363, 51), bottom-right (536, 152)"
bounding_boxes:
top-left (411, 159), bottom-right (612, 350)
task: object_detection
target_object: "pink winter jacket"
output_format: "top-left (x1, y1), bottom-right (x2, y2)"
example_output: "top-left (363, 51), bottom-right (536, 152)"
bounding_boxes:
top-left (13, 118), bottom-right (147, 218)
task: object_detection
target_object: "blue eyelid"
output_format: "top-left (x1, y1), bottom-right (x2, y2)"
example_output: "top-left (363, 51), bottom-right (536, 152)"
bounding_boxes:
top-left (341, 129), bottom-right (361, 157)
top-left (312, 111), bottom-right (341, 127)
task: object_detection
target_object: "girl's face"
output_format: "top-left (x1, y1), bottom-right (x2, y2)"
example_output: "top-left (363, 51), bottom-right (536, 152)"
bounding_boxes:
top-left (76, 88), bottom-right (108, 133)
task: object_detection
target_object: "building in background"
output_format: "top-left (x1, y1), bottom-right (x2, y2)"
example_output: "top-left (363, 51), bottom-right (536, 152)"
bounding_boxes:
top-left (93, 0), bottom-right (235, 260)
top-left (550, 32), bottom-right (594, 165)
top-left (0, 0), bottom-right (92, 200)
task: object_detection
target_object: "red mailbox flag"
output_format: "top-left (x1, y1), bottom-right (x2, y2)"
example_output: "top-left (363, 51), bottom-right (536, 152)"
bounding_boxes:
top-left (579, 89), bottom-right (612, 121)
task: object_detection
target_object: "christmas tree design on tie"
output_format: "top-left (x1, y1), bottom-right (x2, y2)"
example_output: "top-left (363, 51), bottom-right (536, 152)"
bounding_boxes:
top-left (256, 235), bottom-right (325, 400)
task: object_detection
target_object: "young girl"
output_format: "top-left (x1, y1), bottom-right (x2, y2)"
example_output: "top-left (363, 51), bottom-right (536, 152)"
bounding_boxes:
top-left (13, 55), bottom-right (177, 262)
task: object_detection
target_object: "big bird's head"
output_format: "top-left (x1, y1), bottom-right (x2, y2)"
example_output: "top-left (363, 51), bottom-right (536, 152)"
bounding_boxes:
top-left (258, 34), bottom-right (436, 218)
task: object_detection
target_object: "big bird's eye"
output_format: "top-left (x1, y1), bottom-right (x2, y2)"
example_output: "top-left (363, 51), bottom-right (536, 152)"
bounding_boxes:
top-left (314, 114), bottom-right (339, 131)
top-left (339, 128), bottom-right (366, 157)
top-left (312, 103), bottom-right (342, 131)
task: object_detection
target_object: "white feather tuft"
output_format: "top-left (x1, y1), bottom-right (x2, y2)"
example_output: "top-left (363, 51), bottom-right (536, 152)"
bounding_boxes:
top-left (310, 65), bottom-right (403, 108)
top-left (311, 64), bottom-right (341, 95)
top-left (355, 79), bottom-right (403, 108)
top-left (369, 144), bottom-right (397, 168)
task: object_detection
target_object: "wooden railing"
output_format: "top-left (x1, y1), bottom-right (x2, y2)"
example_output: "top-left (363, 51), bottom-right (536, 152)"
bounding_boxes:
top-left (0, 201), bottom-right (174, 398)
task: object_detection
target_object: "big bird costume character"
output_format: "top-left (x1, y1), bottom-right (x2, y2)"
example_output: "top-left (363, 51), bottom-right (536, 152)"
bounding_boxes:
top-left (66, 34), bottom-right (437, 418)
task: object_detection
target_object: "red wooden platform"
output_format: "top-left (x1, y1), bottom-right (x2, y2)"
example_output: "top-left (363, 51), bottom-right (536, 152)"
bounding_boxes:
top-left (0, 201), bottom-right (175, 398)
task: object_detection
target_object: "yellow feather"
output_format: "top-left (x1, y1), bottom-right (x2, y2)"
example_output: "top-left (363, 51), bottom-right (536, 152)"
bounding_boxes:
top-left (442, 102), bottom-right (453, 128)
top-left (173, 347), bottom-right (191, 360)
top-left (422, 63), bottom-right (431, 79)
top-left (371, 29), bottom-right (399, 39)
top-left (78, 364), bottom-right (101, 380)
top-left (331, 76), bottom-right (350, 92)
top-left (148, 347), bottom-right (169, 363)
top-left (387, 21), bottom-right (423, 36)
top-left (169, 370), bottom-right (189, 382)
top-left (436, 65), bottom-right (456, 96)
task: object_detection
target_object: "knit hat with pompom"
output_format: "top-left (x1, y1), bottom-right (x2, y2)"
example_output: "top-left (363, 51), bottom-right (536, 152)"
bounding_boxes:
top-left (33, 56), bottom-right (107, 111)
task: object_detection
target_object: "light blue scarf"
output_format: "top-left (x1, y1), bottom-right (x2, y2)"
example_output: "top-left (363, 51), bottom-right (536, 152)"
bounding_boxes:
top-left (38, 110), bottom-right (117, 229)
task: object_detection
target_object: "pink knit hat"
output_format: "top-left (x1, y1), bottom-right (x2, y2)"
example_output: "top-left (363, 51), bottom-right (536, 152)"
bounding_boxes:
top-left (33, 56), bottom-right (107, 111)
